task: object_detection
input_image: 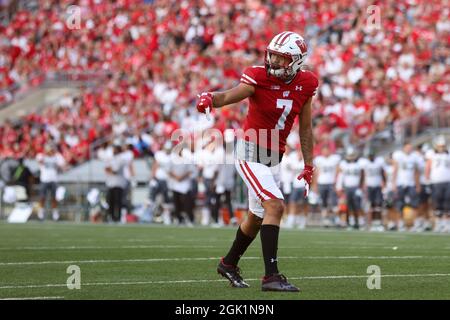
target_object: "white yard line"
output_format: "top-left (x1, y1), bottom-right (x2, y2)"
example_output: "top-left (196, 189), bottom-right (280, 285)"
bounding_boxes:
top-left (0, 245), bottom-right (217, 251)
top-left (0, 296), bottom-right (64, 300)
top-left (0, 244), bottom-right (437, 251)
top-left (1, 255), bottom-right (449, 266)
top-left (0, 273), bottom-right (449, 290)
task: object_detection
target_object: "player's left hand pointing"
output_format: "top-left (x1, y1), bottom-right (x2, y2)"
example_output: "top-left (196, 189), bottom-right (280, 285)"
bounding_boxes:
top-left (297, 165), bottom-right (314, 197)
top-left (196, 92), bottom-right (214, 114)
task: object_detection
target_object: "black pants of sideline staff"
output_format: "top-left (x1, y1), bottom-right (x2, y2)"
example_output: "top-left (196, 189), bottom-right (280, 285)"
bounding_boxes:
top-left (107, 187), bottom-right (124, 222)
top-left (172, 191), bottom-right (194, 224)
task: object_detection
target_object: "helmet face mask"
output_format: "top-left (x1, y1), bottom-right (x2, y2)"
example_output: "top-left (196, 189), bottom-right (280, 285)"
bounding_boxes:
top-left (265, 31), bottom-right (308, 82)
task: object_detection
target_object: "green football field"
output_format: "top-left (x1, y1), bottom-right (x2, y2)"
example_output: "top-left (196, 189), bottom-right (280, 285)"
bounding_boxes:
top-left (0, 222), bottom-right (449, 300)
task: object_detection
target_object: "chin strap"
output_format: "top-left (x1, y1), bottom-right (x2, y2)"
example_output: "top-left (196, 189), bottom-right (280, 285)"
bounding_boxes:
top-left (268, 68), bottom-right (285, 77)
top-left (268, 68), bottom-right (295, 83)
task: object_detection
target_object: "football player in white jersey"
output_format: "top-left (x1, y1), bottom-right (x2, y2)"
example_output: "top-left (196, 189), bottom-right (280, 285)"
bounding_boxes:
top-left (392, 142), bottom-right (421, 231)
top-left (214, 131), bottom-right (238, 226)
top-left (336, 147), bottom-right (364, 230)
top-left (280, 144), bottom-right (294, 224)
top-left (383, 153), bottom-right (401, 231)
top-left (425, 136), bottom-right (450, 232)
top-left (168, 142), bottom-right (197, 226)
top-left (285, 149), bottom-right (308, 229)
top-left (412, 145), bottom-right (432, 232)
top-left (313, 145), bottom-right (341, 227)
top-left (36, 144), bottom-right (66, 221)
top-left (358, 150), bottom-right (386, 231)
top-left (198, 137), bottom-right (221, 226)
top-left (150, 141), bottom-right (172, 225)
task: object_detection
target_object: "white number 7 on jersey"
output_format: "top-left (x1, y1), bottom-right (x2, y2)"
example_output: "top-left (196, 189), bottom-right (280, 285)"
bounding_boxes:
top-left (275, 99), bottom-right (293, 130)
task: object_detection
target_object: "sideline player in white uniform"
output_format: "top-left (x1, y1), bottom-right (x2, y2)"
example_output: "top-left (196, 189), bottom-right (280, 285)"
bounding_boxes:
top-left (359, 150), bottom-right (386, 231)
top-left (383, 153), bottom-right (400, 231)
top-left (412, 145), bottom-right (432, 232)
top-left (336, 147), bottom-right (364, 230)
top-left (168, 143), bottom-right (196, 226)
top-left (425, 136), bottom-right (450, 232)
top-left (214, 131), bottom-right (237, 226)
top-left (285, 149), bottom-right (308, 229)
top-left (197, 137), bottom-right (221, 226)
top-left (36, 144), bottom-right (66, 221)
top-left (150, 141), bottom-right (172, 225)
top-left (392, 143), bottom-right (421, 231)
top-left (280, 145), bottom-right (294, 225)
top-left (313, 145), bottom-right (341, 227)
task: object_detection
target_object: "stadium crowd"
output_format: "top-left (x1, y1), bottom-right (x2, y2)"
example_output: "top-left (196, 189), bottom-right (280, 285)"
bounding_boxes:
top-left (1, 0), bottom-right (449, 163)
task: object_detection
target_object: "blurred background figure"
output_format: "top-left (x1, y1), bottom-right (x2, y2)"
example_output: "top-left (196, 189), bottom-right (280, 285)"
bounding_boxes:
top-left (313, 145), bottom-right (341, 227)
top-left (413, 144), bottom-right (432, 232)
top-left (336, 147), bottom-right (364, 230)
top-left (121, 143), bottom-right (136, 222)
top-left (10, 157), bottom-right (34, 200)
top-left (105, 144), bottom-right (128, 223)
top-left (392, 142), bottom-right (422, 231)
top-left (425, 136), bottom-right (450, 233)
top-left (285, 149), bottom-right (308, 229)
top-left (213, 131), bottom-right (237, 226)
top-left (384, 153), bottom-right (400, 231)
top-left (168, 143), bottom-right (196, 226)
top-left (198, 136), bottom-right (220, 226)
top-left (149, 141), bottom-right (172, 225)
top-left (36, 144), bottom-right (66, 221)
top-left (359, 150), bottom-right (386, 231)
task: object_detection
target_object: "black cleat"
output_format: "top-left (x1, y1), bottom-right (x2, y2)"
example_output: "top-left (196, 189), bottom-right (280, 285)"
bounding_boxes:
top-left (261, 273), bottom-right (300, 292)
top-left (217, 258), bottom-right (249, 288)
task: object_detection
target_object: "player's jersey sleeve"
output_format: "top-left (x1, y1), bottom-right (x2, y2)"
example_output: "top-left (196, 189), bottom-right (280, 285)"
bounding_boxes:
top-left (240, 66), bottom-right (263, 87)
top-left (313, 156), bottom-right (322, 167)
top-left (303, 71), bottom-right (319, 98)
top-left (392, 151), bottom-right (402, 162)
top-left (338, 160), bottom-right (345, 171)
top-left (376, 157), bottom-right (386, 168)
top-left (425, 150), bottom-right (434, 160)
top-left (358, 158), bottom-right (367, 168)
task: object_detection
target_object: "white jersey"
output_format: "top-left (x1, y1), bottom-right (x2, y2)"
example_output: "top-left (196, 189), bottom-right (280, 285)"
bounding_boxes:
top-left (215, 149), bottom-right (235, 192)
top-left (425, 150), bottom-right (450, 184)
top-left (314, 154), bottom-right (341, 185)
top-left (392, 150), bottom-right (421, 187)
top-left (338, 159), bottom-right (363, 188)
top-left (197, 148), bottom-right (220, 180)
top-left (36, 153), bottom-right (65, 183)
top-left (280, 151), bottom-right (296, 194)
top-left (120, 150), bottom-right (134, 181)
top-left (384, 162), bottom-right (395, 192)
top-left (288, 152), bottom-right (305, 189)
top-left (168, 151), bottom-right (195, 194)
top-left (153, 150), bottom-right (171, 181)
top-left (358, 157), bottom-right (385, 187)
top-left (105, 153), bottom-right (128, 189)
top-left (416, 152), bottom-right (428, 185)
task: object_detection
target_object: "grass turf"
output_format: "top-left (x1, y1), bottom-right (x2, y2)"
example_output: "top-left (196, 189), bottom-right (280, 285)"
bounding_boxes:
top-left (0, 222), bottom-right (449, 300)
